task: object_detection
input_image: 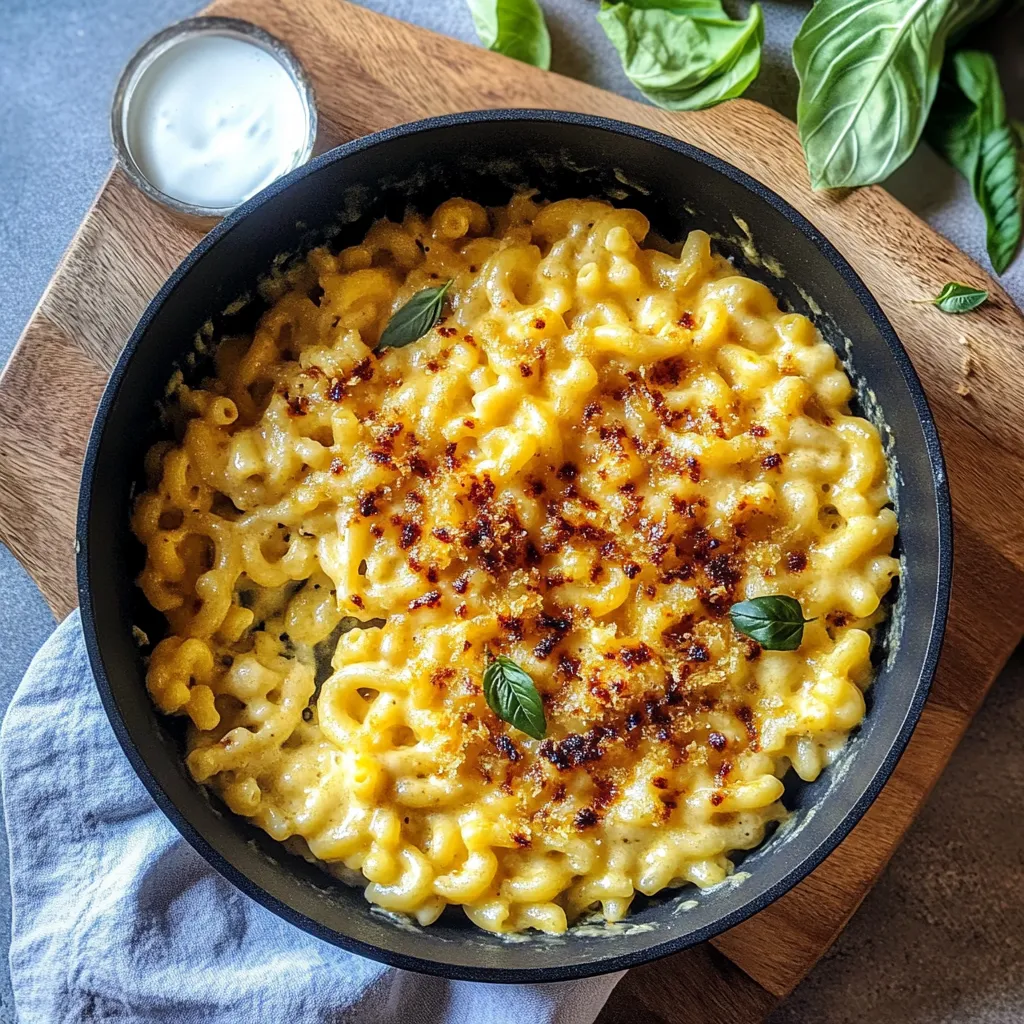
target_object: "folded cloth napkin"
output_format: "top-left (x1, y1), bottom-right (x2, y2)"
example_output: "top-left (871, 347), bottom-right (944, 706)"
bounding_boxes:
top-left (1, 611), bottom-right (622, 1023)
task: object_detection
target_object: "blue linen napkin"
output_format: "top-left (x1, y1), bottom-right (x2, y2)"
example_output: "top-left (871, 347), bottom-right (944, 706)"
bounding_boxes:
top-left (0, 612), bottom-right (622, 1023)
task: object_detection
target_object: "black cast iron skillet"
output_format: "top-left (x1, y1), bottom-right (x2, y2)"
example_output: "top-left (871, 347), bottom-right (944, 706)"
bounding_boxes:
top-left (77, 111), bottom-right (953, 982)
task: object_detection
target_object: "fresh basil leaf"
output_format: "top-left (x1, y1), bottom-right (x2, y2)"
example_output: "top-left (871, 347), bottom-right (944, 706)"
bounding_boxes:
top-left (482, 655), bottom-right (547, 739)
top-left (793, 0), bottom-right (1003, 190)
top-left (927, 50), bottom-right (1022, 274)
top-left (729, 596), bottom-right (812, 652)
top-left (930, 281), bottom-right (990, 313)
top-left (467, 0), bottom-right (551, 69)
top-left (597, 1), bottom-right (763, 112)
top-left (377, 281), bottom-right (453, 351)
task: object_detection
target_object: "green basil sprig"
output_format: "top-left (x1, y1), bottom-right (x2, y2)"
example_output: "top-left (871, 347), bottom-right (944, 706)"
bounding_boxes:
top-left (467, 0), bottom-right (551, 69)
top-left (927, 50), bottom-right (1022, 274)
top-left (793, 0), bottom-right (1003, 190)
top-left (729, 596), bottom-right (813, 652)
top-left (927, 281), bottom-right (990, 314)
top-left (377, 281), bottom-right (452, 351)
top-left (482, 654), bottom-right (547, 739)
top-left (597, 1), bottom-right (763, 112)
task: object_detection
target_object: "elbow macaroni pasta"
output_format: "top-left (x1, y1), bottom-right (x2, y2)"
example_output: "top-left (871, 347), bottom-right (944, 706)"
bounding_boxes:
top-left (133, 194), bottom-right (899, 933)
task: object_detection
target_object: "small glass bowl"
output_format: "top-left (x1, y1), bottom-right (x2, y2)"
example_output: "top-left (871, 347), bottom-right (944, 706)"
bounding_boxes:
top-left (111, 16), bottom-right (318, 224)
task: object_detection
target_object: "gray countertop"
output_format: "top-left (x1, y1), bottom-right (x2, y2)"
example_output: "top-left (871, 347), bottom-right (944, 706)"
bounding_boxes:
top-left (1, 2), bottom-right (1021, 1021)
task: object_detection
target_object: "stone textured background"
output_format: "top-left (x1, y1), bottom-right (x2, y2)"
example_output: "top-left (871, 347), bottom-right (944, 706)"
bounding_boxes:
top-left (1, 2), bottom-right (1021, 1021)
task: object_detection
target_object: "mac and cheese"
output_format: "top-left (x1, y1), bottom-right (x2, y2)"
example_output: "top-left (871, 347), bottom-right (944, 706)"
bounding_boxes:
top-left (133, 194), bottom-right (898, 933)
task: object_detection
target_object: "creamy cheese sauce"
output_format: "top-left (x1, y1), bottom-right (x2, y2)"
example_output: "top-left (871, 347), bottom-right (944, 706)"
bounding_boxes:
top-left (125, 33), bottom-right (308, 209)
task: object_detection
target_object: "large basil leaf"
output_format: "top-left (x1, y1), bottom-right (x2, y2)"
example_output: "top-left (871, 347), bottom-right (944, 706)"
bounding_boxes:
top-left (927, 50), bottom-right (1022, 274)
top-left (729, 596), bottom-right (812, 652)
top-left (793, 0), bottom-right (1004, 190)
top-left (597, 1), bottom-right (763, 112)
top-left (482, 655), bottom-right (547, 739)
top-left (467, 0), bottom-right (551, 69)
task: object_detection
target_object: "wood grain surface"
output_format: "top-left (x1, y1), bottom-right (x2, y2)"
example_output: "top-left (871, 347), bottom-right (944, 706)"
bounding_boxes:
top-left (1, 2), bottom-right (1022, 1019)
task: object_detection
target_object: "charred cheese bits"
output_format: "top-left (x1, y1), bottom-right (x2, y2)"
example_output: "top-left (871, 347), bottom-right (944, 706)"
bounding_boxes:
top-left (133, 194), bottom-right (899, 934)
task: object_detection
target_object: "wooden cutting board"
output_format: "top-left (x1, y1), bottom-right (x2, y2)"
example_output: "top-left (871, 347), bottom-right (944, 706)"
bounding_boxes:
top-left (2, 2), bottom-right (1023, 1020)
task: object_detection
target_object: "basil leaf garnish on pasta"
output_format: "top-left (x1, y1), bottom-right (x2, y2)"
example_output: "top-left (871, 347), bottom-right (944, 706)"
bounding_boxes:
top-left (729, 596), bottom-right (813, 651)
top-left (482, 654), bottom-right (547, 739)
top-left (929, 281), bottom-right (990, 314)
top-left (377, 280), bottom-right (453, 351)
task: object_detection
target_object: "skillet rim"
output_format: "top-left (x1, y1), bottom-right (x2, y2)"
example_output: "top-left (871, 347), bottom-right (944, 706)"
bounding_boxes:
top-left (77, 108), bottom-right (954, 983)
